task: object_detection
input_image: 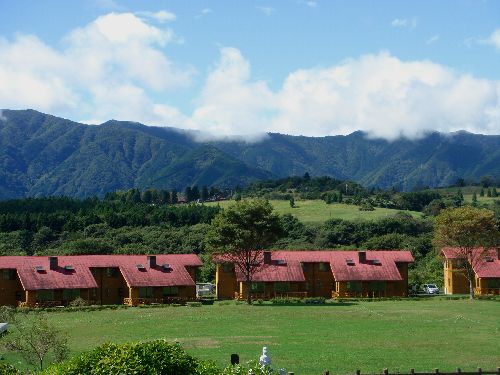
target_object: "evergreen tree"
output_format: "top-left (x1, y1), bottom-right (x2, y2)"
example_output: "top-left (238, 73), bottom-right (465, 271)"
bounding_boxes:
top-left (289, 196), bottom-right (295, 208)
top-left (338, 191), bottom-right (343, 203)
top-left (201, 186), bottom-right (209, 202)
top-left (191, 185), bottom-right (200, 201)
top-left (472, 192), bottom-right (478, 205)
top-left (487, 188), bottom-right (492, 197)
top-left (480, 188), bottom-right (485, 197)
top-left (492, 187), bottom-right (498, 198)
top-left (141, 190), bottom-right (153, 204)
top-left (171, 190), bottom-right (178, 204)
top-left (159, 190), bottom-right (170, 205)
top-left (184, 187), bottom-right (192, 202)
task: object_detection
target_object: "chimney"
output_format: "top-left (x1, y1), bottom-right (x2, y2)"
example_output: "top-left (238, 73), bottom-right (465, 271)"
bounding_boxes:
top-left (263, 251), bottom-right (272, 265)
top-left (358, 251), bottom-right (366, 264)
top-left (148, 255), bottom-right (157, 268)
top-left (49, 256), bottom-right (58, 270)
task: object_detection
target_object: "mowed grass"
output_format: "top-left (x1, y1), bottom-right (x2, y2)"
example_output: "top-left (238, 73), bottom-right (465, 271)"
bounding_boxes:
top-left (207, 200), bottom-right (423, 224)
top-left (3, 300), bottom-right (499, 374)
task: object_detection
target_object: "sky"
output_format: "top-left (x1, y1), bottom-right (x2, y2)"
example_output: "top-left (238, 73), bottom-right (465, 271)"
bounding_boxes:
top-left (0, 0), bottom-right (499, 140)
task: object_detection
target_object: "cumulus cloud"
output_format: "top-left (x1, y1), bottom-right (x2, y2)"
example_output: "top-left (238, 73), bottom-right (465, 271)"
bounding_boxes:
top-left (480, 28), bottom-right (500, 50)
top-left (187, 49), bottom-right (500, 140)
top-left (0, 12), bottom-right (194, 124)
top-left (391, 17), bottom-right (417, 29)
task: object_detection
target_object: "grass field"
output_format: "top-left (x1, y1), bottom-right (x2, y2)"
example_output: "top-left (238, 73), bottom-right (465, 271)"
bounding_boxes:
top-left (3, 299), bottom-right (499, 374)
top-left (207, 200), bottom-right (423, 224)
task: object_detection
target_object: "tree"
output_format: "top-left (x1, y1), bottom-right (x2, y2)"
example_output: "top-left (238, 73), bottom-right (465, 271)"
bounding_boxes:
top-left (201, 186), bottom-right (209, 202)
top-left (492, 187), bottom-right (498, 198)
top-left (471, 192), bottom-right (478, 206)
top-left (2, 314), bottom-right (68, 371)
top-left (480, 188), bottom-right (485, 197)
top-left (434, 206), bottom-right (500, 299)
top-left (289, 196), bottom-right (295, 208)
top-left (205, 199), bottom-right (284, 304)
top-left (171, 190), bottom-right (178, 204)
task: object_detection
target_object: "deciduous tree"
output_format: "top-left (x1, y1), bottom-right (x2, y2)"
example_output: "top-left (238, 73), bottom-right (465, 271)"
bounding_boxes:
top-left (205, 199), bottom-right (283, 304)
top-left (434, 206), bottom-right (500, 299)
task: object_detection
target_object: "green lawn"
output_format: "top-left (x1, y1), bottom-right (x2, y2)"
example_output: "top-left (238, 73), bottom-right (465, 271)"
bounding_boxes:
top-left (2, 299), bottom-right (499, 374)
top-left (207, 200), bottom-right (423, 224)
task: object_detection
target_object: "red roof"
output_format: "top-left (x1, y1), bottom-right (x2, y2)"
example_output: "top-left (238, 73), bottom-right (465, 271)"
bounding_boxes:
top-left (442, 248), bottom-right (500, 278)
top-left (0, 254), bottom-right (202, 290)
top-left (217, 250), bottom-right (413, 282)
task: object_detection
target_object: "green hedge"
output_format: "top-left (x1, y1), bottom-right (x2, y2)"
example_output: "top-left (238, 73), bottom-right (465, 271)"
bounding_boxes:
top-left (42, 341), bottom-right (219, 375)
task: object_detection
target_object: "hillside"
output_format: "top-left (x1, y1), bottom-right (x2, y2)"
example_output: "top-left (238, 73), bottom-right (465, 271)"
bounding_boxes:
top-left (0, 109), bottom-right (499, 198)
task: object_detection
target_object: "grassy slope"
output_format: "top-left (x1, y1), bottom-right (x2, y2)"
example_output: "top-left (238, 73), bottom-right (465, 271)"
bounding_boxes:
top-left (4, 300), bottom-right (500, 374)
top-left (207, 200), bottom-right (423, 224)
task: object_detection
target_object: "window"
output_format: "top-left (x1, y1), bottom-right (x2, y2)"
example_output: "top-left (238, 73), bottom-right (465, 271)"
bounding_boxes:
top-left (301, 263), bottom-right (310, 272)
top-left (139, 287), bottom-right (154, 298)
top-left (319, 262), bottom-right (329, 272)
top-left (163, 286), bottom-right (179, 296)
top-left (221, 263), bottom-right (234, 273)
top-left (15, 291), bottom-right (22, 301)
top-left (274, 282), bottom-right (290, 292)
top-left (37, 290), bottom-right (54, 301)
top-left (63, 289), bottom-right (80, 300)
top-left (251, 282), bottom-right (265, 293)
top-left (2, 269), bottom-right (16, 280)
top-left (346, 281), bottom-right (362, 292)
top-left (487, 279), bottom-right (500, 289)
top-left (370, 281), bottom-right (386, 292)
top-left (90, 268), bottom-right (98, 277)
top-left (106, 267), bottom-right (119, 278)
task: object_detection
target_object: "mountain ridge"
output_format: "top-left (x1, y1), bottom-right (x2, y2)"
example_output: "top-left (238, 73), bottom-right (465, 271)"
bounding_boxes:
top-left (0, 109), bottom-right (498, 199)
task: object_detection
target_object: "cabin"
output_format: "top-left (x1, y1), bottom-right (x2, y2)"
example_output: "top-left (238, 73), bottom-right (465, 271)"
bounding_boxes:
top-left (442, 248), bottom-right (500, 295)
top-left (214, 250), bottom-right (414, 300)
top-left (0, 254), bottom-right (202, 307)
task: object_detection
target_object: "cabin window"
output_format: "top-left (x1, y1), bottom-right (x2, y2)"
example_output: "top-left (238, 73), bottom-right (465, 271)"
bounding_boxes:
top-left (163, 286), bottom-right (179, 296)
top-left (63, 289), bottom-right (80, 300)
top-left (319, 262), bottom-right (329, 272)
top-left (370, 281), bottom-right (386, 292)
top-left (274, 282), bottom-right (290, 292)
top-left (221, 263), bottom-right (234, 273)
top-left (37, 290), bottom-right (54, 301)
top-left (251, 282), bottom-right (265, 293)
top-left (106, 267), bottom-right (119, 278)
top-left (301, 263), bottom-right (310, 272)
top-left (454, 259), bottom-right (466, 268)
top-left (2, 269), bottom-right (16, 280)
top-left (139, 287), bottom-right (154, 298)
top-left (487, 279), bottom-right (500, 289)
top-left (15, 291), bottom-right (22, 301)
top-left (346, 281), bottom-right (362, 292)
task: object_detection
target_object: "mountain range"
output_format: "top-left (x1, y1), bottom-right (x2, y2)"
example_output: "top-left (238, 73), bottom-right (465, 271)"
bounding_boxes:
top-left (0, 109), bottom-right (498, 199)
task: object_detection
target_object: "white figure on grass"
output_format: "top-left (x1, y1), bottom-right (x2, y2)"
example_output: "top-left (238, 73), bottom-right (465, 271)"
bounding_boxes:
top-left (259, 346), bottom-right (271, 368)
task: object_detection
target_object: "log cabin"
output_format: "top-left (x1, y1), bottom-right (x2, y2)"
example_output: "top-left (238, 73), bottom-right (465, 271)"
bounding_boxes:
top-left (442, 248), bottom-right (500, 295)
top-left (214, 250), bottom-right (414, 300)
top-left (0, 254), bottom-right (201, 307)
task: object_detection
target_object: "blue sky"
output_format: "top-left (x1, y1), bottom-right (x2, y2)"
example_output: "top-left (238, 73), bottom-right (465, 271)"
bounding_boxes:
top-left (0, 0), bottom-right (499, 139)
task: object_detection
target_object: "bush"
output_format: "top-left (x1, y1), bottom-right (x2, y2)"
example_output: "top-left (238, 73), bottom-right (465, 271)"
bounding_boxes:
top-left (43, 340), bottom-right (220, 375)
top-left (186, 302), bottom-right (203, 307)
top-left (69, 297), bottom-right (88, 307)
top-left (303, 297), bottom-right (326, 305)
top-left (0, 363), bottom-right (20, 375)
top-left (270, 297), bottom-right (301, 305)
top-left (222, 360), bottom-right (274, 375)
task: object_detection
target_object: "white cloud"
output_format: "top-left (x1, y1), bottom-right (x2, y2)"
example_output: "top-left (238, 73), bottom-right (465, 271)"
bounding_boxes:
top-left (136, 10), bottom-right (176, 23)
top-left (391, 17), bottom-right (417, 30)
top-left (0, 12), bottom-right (194, 123)
top-left (195, 8), bottom-right (213, 19)
top-left (426, 35), bottom-right (439, 45)
top-left (257, 6), bottom-right (275, 16)
top-left (188, 49), bottom-right (500, 140)
top-left (480, 28), bottom-right (500, 50)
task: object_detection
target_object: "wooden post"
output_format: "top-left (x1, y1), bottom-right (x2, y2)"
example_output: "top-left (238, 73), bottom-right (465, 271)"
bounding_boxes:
top-left (410, 369), bottom-right (415, 375)
top-left (324, 372), bottom-right (330, 375)
top-left (434, 369), bottom-right (439, 374)
top-left (230, 353), bottom-right (239, 365)
top-left (477, 368), bottom-right (482, 375)
top-left (456, 368), bottom-right (461, 374)
top-left (383, 369), bottom-right (389, 375)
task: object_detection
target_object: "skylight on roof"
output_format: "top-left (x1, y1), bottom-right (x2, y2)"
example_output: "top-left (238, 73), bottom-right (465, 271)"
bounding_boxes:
top-left (346, 259), bottom-right (355, 266)
top-left (136, 264), bottom-right (146, 270)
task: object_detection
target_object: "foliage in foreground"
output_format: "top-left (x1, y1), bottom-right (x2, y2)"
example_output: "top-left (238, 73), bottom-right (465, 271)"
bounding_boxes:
top-left (43, 340), bottom-right (219, 375)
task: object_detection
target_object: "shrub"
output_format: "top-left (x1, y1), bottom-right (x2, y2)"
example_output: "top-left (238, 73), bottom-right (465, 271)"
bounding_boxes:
top-left (222, 360), bottom-right (274, 375)
top-left (0, 363), bottom-right (20, 375)
top-left (303, 297), bottom-right (326, 305)
top-left (270, 297), bottom-right (301, 305)
top-left (186, 302), bottom-right (203, 307)
top-left (43, 340), bottom-right (220, 375)
top-left (69, 297), bottom-right (88, 307)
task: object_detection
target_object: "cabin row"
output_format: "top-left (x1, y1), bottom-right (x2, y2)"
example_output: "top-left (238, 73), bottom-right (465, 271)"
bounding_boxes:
top-left (0, 249), bottom-right (499, 307)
